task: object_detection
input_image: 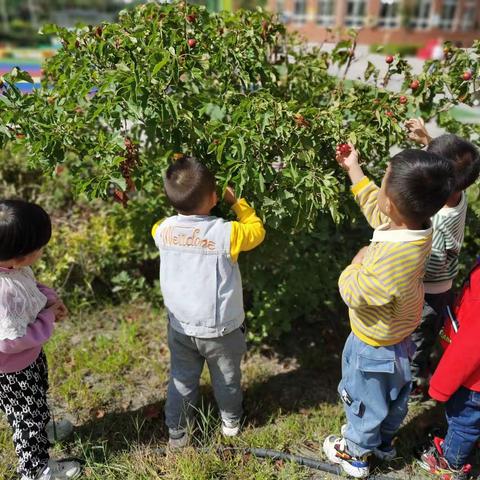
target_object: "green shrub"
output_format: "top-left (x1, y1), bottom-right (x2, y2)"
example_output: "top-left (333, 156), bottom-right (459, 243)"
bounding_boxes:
top-left (1, 3), bottom-right (480, 339)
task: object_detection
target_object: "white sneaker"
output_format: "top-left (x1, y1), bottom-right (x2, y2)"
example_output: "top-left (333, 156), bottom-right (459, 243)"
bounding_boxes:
top-left (46, 419), bottom-right (74, 443)
top-left (221, 419), bottom-right (240, 437)
top-left (21, 459), bottom-right (82, 480)
top-left (168, 429), bottom-right (188, 449)
top-left (323, 434), bottom-right (370, 478)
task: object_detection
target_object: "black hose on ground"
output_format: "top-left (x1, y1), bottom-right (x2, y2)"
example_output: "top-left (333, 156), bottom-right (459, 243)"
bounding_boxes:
top-left (154, 445), bottom-right (400, 479)
top-left (244, 448), bottom-right (398, 480)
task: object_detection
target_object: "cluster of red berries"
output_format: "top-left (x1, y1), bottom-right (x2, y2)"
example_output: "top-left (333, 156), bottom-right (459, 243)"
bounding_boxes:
top-left (114, 137), bottom-right (140, 206)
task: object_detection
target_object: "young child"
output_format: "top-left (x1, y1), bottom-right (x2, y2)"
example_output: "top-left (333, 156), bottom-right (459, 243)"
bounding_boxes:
top-left (405, 118), bottom-right (480, 397)
top-left (0, 200), bottom-right (81, 480)
top-left (152, 156), bottom-right (265, 448)
top-left (323, 146), bottom-right (455, 478)
top-left (417, 259), bottom-right (480, 480)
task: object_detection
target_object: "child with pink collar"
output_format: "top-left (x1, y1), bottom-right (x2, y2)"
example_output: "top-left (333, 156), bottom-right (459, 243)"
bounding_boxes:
top-left (0, 200), bottom-right (81, 480)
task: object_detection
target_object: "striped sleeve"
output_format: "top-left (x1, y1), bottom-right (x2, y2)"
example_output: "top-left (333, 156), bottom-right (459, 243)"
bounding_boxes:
top-left (425, 196), bottom-right (467, 283)
top-left (352, 177), bottom-right (390, 229)
top-left (339, 262), bottom-right (397, 309)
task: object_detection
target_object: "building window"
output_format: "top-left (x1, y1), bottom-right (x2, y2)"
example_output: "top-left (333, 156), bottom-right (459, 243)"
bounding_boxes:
top-left (378, 0), bottom-right (400, 29)
top-left (409, 0), bottom-right (432, 30)
top-left (345, 0), bottom-right (366, 27)
top-left (316, 0), bottom-right (335, 26)
top-left (439, 0), bottom-right (456, 30)
top-left (461, 1), bottom-right (476, 31)
top-left (292, 0), bottom-right (307, 23)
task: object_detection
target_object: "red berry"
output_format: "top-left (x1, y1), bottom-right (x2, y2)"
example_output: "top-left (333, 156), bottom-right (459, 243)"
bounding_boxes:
top-left (186, 14), bottom-right (196, 23)
top-left (410, 80), bottom-right (420, 90)
top-left (462, 71), bottom-right (472, 81)
top-left (187, 38), bottom-right (197, 48)
top-left (399, 96), bottom-right (408, 104)
top-left (386, 110), bottom-right (394, 117)
top-left (385, 55), bottom-right (394, 64)
top-left (338, 143), bottom-right (352, 156)
top-left (54, 165), bottom-right (65, 176)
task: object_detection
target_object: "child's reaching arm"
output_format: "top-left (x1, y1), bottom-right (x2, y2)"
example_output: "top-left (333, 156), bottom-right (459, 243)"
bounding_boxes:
top-left (405, 118), bottom-right (432, 146)
top-left (224, 187), bottom-right (266, 263)
top-left (336, 144), bottom-right (389, 228)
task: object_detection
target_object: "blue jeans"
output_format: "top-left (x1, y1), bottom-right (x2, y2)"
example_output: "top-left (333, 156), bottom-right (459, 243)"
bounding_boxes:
top-left (443, 387), bottom-right (480, 469)
top-left (339, 333), bottom-right (415, 457)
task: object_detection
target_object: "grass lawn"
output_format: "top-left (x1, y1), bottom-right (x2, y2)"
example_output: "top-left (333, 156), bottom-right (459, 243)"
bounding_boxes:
top-left (0, 303), bottom-right (471, 479)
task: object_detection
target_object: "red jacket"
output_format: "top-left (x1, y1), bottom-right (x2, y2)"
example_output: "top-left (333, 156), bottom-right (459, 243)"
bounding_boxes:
top-left (429, 262), bottom-right (480, 402)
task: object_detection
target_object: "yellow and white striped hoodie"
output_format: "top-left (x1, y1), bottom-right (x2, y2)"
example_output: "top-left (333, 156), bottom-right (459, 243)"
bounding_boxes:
top-left (339, 177), bottom-right (433, 347)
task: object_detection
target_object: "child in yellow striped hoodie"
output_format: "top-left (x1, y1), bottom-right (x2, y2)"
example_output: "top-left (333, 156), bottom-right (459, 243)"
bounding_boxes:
top-left (323, 145), bottom-right (455, 478)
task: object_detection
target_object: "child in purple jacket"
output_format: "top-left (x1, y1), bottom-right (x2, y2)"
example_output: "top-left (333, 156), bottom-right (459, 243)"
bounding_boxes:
top-left (0, 200), bottom-right (81, 480)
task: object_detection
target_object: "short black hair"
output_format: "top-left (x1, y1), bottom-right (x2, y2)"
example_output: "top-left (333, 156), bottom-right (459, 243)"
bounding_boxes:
top-left (0, 200), bottom-right (52, 261)
top-left (427, 134), bottom-right (480, 191)
top-left (164, 156), bottom-right (216, 213)
top-left (387, 149), bottom-right (455, 223)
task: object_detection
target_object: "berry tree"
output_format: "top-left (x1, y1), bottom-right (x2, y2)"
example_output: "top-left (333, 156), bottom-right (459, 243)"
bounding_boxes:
top-left (1, 2), bottom-right (479, 336)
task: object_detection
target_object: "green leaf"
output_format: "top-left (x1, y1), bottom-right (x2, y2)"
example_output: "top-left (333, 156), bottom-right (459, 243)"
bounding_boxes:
top-left (151, 54), bottom-right (170, 76)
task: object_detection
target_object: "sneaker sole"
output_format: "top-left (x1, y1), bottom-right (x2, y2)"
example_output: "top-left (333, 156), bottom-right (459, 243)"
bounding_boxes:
top-left (322, 437), bottom-right (369, 479)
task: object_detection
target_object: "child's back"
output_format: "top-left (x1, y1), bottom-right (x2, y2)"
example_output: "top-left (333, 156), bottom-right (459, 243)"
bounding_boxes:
top-left (341, 177), bottom-right (433, 347)
top-left (323, 146), bottom-right (455, 478)
top-left (155, 213), bottom-right (244, 338)
top-left (152, 157), bottom-right (265, 448)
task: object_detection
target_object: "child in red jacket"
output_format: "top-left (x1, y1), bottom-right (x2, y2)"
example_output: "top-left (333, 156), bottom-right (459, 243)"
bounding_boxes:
top-left (418, 260), bottom-right (480, 480)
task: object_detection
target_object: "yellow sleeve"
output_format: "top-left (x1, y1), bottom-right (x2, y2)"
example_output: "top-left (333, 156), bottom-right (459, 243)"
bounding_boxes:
top-left (230, 198), bottom-right (266, 262)
top-left (352, 177), bottom-right (390, 229)
top-left (338, 262), bottom-right (396, 309)
top-left (151, 219), bottom-right (164, 239)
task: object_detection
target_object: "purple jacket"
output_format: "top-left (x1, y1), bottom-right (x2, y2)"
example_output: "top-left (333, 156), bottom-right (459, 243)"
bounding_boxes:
top-left (0, 283), bottom-right (57, 374)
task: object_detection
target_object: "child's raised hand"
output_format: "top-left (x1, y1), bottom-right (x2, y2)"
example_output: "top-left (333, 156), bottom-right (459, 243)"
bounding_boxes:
top-left (405, 118), bottom-right (432, 146)
top-left (335, 142), bottom-right (359, 172)
top-left (223, 186), bottom-right (237, 206)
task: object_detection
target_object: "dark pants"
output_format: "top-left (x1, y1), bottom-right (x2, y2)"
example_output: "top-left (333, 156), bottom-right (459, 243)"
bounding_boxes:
top-left (443, 387), bottom-right (480, 468)
top-left (411, 290), bottom-right (453, 383)
top-left (0, 352), bottom-right (50, 478)
top-left (165, 325), bottom-right (247, 432)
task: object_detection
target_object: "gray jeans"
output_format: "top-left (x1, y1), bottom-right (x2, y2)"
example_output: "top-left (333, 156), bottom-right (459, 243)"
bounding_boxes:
top-left (165, 324), bottom-right (247, 432)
